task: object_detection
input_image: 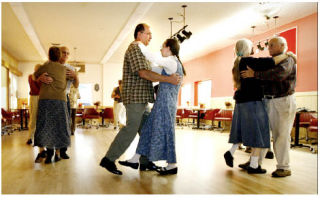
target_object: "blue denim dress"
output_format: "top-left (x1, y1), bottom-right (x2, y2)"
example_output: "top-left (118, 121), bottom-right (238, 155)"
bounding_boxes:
top-left (229, 100), bottom-right (270, 148)
top-left (136, 58), bottom-right (183, 163)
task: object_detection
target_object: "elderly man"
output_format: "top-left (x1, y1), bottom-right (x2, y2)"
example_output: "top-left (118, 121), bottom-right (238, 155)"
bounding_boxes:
top-left (57, 46), bottom-right (79, 159)
top-left (241, 36), bottom-right (297, 177)
top-left (99, 23), bottom-right (180, 175)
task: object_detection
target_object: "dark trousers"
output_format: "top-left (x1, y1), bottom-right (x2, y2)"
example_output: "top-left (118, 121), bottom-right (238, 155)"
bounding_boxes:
top-left (71, 109), bottom-right (76, 134)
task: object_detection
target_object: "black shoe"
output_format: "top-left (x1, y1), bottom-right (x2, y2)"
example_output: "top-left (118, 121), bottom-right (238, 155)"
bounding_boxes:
top-left (156, 167), bottom-right (178, 175)
top-left (54, 154), bottom-right (61, 162)
top-left (44, 149), bottom-right (54, 164)
top-left (60, 147), bottom-right (70, 159)
top-left (35, 150), bottom-right (47, 163)
top-left (245, 147), bottom-right (252, 153)
top-left (100, 157), bottom-right (122, 175)
top-left (26, 139), bottom-right (32, 145)
top-left (265, 151), bottom-right (274, 159)
top-left (118, 160), bottom-right (139, 169)
top-left (224, 151), bottom-right (233, 167)
top-left (140, 161), bottom-right (160, 171)
top-left (238, 161), bottom-right (250, 170)
top-left (247, 165), bottom-right (267, 174)
top-left (60, 153), bottom-right (70, 159)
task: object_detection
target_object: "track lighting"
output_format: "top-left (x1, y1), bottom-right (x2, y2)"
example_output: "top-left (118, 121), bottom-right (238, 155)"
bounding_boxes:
top-left (168, 5), bottom-right (192, 44)
top-left (176, 34), bottom-right (186, 43)
top-left (182, 30), bottom-right (192, 39)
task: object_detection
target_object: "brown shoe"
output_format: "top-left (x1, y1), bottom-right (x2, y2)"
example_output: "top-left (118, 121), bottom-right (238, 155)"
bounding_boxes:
top-left (272, 169), bottom-right (291, 177)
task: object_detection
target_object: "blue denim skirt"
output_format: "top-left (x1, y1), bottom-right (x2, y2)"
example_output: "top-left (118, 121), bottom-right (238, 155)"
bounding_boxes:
top-left (228, 101), bottom-right (270, 148)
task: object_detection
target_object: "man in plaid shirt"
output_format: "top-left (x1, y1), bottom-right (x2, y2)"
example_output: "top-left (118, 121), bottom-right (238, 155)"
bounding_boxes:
top-left (100, 23), bottom-right (181, 175)
top-left (241, 36), bottom-right (297, 178)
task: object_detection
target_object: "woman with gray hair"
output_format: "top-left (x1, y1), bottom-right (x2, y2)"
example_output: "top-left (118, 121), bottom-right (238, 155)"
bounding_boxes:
top-left (223, 39), bottom-right (288, 174)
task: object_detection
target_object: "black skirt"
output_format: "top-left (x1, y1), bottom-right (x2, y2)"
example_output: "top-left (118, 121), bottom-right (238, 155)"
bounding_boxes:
top-left (34, 99), bottom-right (71, 149)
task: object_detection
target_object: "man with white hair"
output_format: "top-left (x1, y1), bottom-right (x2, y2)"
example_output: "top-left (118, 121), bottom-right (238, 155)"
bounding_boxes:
top-left (241, 36), bottom-right (297, 177)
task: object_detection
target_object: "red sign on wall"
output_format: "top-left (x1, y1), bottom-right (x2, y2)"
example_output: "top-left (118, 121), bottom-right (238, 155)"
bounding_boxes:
top-left (279, 27), bottom-right (297, 54)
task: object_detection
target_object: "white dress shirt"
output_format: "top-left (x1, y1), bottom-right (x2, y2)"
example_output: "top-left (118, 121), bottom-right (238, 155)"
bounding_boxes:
top-left (138, 43), bottom-right (178, 75)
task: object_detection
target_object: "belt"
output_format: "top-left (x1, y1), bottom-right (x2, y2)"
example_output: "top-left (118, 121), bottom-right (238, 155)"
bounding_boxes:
top-left (263, 94), bottom-right (287, 99)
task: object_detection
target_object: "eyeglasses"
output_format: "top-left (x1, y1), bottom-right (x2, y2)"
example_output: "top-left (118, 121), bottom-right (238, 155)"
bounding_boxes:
top-left (141, 32), bottom-right (152, 36)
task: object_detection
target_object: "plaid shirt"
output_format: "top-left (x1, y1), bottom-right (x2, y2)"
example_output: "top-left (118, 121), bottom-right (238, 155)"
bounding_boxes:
top-left (255, 56), bottom-right (296, 97)
top-left (121, 42), bottom-right (154, 105)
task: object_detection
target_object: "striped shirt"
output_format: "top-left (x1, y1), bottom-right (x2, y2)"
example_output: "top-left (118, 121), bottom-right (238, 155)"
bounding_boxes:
top-left (122, 42), bottom-right (154, 105)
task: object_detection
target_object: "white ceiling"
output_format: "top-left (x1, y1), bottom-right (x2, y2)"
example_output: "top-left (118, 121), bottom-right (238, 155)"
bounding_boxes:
top-left (1, 2), bottom-right (317, 65)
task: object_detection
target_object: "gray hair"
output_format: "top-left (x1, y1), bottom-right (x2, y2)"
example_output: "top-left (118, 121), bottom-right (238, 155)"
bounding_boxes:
top-left (235, 38), bottom-right (253, 57)
top-left (270, 36), bottom-right (288, 53)
top-left (232, 38), bottom-right (253, 90)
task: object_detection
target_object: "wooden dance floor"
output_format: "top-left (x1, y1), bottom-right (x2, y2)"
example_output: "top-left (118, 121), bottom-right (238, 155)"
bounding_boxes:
top-left (1, 127), bottom-right (318, 194)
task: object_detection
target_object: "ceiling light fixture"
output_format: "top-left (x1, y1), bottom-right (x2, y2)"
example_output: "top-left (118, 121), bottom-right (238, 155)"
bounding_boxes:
top-left (169, 5), bottom-right (192, 44)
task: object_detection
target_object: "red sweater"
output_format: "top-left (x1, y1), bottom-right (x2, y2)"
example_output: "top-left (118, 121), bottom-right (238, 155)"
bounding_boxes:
top-left (28, 74), bottom-right (41, 95)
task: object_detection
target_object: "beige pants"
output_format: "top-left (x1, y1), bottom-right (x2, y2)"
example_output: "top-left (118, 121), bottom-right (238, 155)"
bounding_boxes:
top-left (263, 94), bottom-right (296, 170)
top-left (28, 95), bottom-right (39, 141)
top-left (113, 101), bottom-right (126, 127)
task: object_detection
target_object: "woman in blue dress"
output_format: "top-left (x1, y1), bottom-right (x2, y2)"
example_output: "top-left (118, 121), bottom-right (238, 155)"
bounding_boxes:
top-left (119, 38), bottom-right (186, 175)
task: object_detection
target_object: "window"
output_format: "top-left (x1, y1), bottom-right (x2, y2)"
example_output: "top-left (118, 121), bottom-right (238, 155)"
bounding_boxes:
top-left (78, 83), bottom-right (93, 106)
top-left (198, 80), bottom-right (212, 107)
top-left (9, 72), bottom-right (18, 109)
top-left (1, 66), bottom-right (8, 109)
top-left (181, 83), bottom-right (192, 107)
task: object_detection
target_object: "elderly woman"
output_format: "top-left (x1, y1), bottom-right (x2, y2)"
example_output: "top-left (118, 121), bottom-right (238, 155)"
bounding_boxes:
top-left (33, 46), bottom-right (70, 164)
top-left (223, 39), bottom-right (288, 174)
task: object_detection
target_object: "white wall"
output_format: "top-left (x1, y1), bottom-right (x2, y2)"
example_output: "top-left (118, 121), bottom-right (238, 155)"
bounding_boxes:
top-left (17, 62), bottom-right (41, 99)
top-left (77, 64), bottom-right (103, 105)
top-left (102, 62), bottom-right (123, 106)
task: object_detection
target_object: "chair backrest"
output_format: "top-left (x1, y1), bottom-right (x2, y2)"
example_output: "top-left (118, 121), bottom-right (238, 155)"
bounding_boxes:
top-left (212, 109), bottom-right (221, 118)
top-left (299, 112), bottom-right (316, 123)
top-left (76, 109), bottom-right (84, 114)
top-left (215, 109), bottom-right (232, 118)
top-left (310, 118), bottom-right (318, 126)
top-left (203, 109), bottom-right (214, 120)
top-left (183, 109), bottom-right (191, 117)
top-left (83, 108), bottom-right (99, 116)
top-left (176, 109), bottom-right (183, 116)
top-left (203, 109), bottom-right (221, 120)
top-left (1, 108), bottom-right (13, 119)
top-left (102, 108), bottom-right (114, 119)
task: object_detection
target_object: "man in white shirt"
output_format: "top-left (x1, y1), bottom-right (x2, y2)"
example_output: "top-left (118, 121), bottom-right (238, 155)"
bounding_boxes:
top-left (59, 46), bottom-right (79, 159)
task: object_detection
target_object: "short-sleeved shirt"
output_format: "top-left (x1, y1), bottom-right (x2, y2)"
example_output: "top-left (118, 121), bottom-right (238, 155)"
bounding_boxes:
top-left (113, 87), bottom-right (122, 103)
top-left (121, 42), bottom-right (154, 105)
